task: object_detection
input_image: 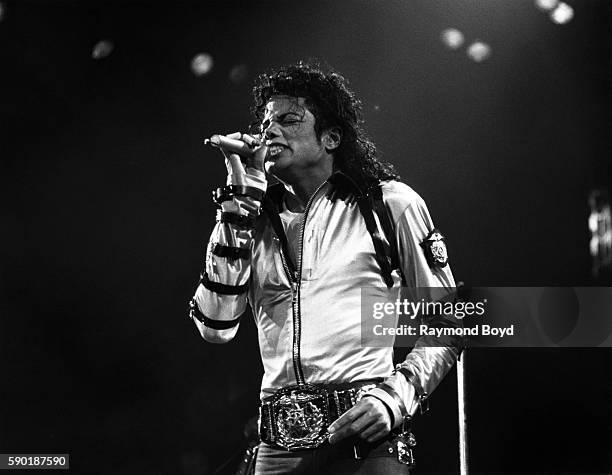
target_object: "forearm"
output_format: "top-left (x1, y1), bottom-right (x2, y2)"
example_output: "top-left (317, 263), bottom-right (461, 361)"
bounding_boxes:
top-left (192, 222), bottom-right (252, 343)
top-left (365, 343), bottom-right (458, 430)
top-left (369, 185), bottom-right (462, 425)
top-left (189, 169), bottom-right (266, 343)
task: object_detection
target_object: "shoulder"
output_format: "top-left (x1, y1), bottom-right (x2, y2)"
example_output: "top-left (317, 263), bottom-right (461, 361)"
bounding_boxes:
top-left (379, 180), bottom-right (429, 221)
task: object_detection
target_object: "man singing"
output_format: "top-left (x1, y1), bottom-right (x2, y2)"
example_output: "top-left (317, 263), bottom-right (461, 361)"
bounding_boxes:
top-left (190, 62), bottom-right (461, 474)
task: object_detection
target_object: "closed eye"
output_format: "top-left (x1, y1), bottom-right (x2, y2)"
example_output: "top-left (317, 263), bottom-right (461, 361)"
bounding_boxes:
top-left (261, 113), bottom-right (303, 131)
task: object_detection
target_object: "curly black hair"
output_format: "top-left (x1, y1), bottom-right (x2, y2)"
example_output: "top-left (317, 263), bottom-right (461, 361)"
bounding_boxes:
top-left (252, 61), bottom-right (399, 188)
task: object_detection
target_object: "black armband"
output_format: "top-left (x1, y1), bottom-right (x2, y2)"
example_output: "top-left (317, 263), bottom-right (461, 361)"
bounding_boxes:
top-left (217, 211), bottom-right (257, 229)
top-left (188, 298), bottom-right (240, 330)
top-left (377, 383), bottom-right (408, 418)
top-left (212, 185), bottom-right (265, 205)
top-left (211, 243), bottom-right (251, 260)
top-left (199, 271), bottom-right (249, 295)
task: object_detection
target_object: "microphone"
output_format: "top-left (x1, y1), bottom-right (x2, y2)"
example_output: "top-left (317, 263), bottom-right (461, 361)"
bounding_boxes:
top-left (204, 134), bottom-right (261, 157)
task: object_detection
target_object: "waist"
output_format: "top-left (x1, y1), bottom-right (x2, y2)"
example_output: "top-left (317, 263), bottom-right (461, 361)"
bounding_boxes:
top-left (259, 379), bottom-right (382, 451)
top-left (259, 351), bottom-right (394, 400)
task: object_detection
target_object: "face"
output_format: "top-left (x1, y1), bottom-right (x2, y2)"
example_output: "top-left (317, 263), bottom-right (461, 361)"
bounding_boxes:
top-left (260, 95), bottom-right (333, 183)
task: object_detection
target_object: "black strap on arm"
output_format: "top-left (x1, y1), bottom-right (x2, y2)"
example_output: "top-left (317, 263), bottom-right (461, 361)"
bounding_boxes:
top-left (188, 298), bottom-right (241, 330)
top-left (211, 243), bottom-right (251, 260)
top-left (329, 171), bottom-right (397, 289)
top-left (377, 382), bottom-right (409, 418)
top-left (370, 185), bottom-right (407, 286)
top-left (355, 191), bottom-right (395, 288)
top-left (212, 185), bottom-right (265, 204)
top-left (199, 271), bottom-right (249, 295)
top-left (218, 211), bottom-right (257, 229)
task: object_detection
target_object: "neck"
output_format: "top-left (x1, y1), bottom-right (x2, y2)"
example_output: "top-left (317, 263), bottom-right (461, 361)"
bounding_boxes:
top-left (281, 168), bottom-right (332, 212)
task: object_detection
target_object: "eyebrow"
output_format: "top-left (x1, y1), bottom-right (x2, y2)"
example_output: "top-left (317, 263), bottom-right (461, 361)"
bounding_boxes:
top-left (261, 111), bottom-right (301, 130)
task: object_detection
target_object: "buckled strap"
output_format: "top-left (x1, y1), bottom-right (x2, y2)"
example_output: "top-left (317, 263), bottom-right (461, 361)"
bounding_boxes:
top-left (212, 243), bottom-right (251, 260)
top-left (188, 298), bottom-right (240, 329)
top-left (370, 187), bottom-right (406, 286)
top-left (356, 192), bottom-right (394, 288)
top-left (377, 384), bottom-right (407, 415)
top-left (218, 211), bottom-right (257, 229)
top-left (199, 271), bottom-right (249, 295)
top-left (212, 185), bottom-right (265, 204)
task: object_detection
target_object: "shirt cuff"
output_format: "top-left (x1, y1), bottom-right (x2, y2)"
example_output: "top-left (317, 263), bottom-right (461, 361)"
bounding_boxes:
top-left (382, 372), bottom-right (420, 417)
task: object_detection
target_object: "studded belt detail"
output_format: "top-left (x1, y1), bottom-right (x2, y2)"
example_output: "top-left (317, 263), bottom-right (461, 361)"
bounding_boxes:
top-left (258, 382), bottom-right (378, 451)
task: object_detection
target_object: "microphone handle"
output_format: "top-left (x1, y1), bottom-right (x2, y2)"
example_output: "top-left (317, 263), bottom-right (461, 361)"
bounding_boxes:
top-left (204, 135), bottom-right (255, 157)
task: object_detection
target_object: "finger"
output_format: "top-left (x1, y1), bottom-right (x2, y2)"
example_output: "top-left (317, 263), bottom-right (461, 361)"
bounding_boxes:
top-left (365, 427), bottom-right (390, 444)
top-left (329, 404), bottom-right (366, 434)
top-left (241, 134), bottom-right (260, 147)
top-left (226, 132), bottom-right (242, 139)
top-left (360, 420), bottom-right (389, 441)
top-left (328, 413), bottom-right (374, 445)
top-left (242, 134), bottom-right (264, 169)
top-left (249, 143), bottom-right (268, 172)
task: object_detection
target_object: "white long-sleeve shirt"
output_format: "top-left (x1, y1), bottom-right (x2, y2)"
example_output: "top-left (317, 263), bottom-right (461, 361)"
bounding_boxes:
top-left (191, 171), bottom-right (461, 425)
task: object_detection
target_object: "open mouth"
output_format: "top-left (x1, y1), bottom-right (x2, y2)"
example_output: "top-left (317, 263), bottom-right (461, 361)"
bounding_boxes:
top-left (266, 145), bottom-right (287, 159)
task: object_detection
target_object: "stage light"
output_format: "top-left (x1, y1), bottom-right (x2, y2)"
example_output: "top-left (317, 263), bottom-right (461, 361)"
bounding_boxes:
top-left (229, 64), bottom-right (248, 84)
top-left (467, 41), bottom-right (491, 63)
top-left (589, 190), bottom-right (612, 277)
top-left (0, 2), bottom-right (7, 22)
top-left (191, 53), bottom-right (214, 77)
top-left (550, 2), bottom-right (574, 24)
top-left (440, 28), bottom-right (465, 50)
top-left (92, 40), bottom-right (114, 59)
top-left (534, 0), bottom-right (559, 12)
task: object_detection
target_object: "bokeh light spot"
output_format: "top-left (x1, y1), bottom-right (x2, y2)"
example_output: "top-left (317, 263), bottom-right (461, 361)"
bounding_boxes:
top-left (440, 28), bottom-right (465, 50)
top-left (467, 41), bottom-right (491, 63)
top-left (191, 53), bottom-right (214, 77)
top-left (91, 40), bottom-right (114, 60)
top-left (550, 2), bottom-right (574, 24)
top-left (534, 0), bottom-right (559, 12)
top-left (229, 64), bottom-right (248, 84)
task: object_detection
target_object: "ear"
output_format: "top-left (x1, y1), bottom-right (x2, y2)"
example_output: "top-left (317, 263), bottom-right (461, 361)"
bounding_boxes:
top-left (322, 127), bottom-right (342, 152)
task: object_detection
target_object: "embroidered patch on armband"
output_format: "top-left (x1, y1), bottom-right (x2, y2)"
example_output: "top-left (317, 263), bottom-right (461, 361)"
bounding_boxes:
top-left (420, 229), bottom-right (448, 268)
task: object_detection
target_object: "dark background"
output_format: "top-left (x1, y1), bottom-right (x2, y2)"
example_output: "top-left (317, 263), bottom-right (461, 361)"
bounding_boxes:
top-left (1, 1), bottom-right (611, 473)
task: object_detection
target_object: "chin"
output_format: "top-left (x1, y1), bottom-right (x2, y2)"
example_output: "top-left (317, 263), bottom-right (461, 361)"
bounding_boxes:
top-left (265, 159), bottom-right (287, 175)
top-left (265, 163), bottom-right (294, 184)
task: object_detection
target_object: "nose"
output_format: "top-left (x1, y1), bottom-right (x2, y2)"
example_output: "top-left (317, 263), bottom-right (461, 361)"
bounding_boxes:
top-left (263, 121), bottom-right (281, 140)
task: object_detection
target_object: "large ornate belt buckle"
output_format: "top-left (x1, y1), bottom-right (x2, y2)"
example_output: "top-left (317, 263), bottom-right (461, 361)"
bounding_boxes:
top-left (271, 384), bottom-right (329, 451)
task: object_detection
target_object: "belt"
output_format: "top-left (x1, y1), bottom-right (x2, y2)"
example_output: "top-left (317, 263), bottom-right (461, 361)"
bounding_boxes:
top-left (258, 380), bottom-right (381, 451)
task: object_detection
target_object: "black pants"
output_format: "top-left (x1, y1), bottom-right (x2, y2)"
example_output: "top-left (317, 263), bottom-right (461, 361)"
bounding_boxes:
top-left (254, 435), bottom-right (411, 475)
